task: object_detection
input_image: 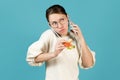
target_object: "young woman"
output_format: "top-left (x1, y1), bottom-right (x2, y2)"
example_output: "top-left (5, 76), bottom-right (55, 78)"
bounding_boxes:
top-left (26, 4), bottom-right (95, 80)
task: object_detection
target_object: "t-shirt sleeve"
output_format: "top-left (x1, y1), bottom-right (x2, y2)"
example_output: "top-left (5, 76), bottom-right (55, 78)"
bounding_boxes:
top-left (26, 31), bottom-right (50, 66)
top-left (79, 46), bottom-right (96, 69)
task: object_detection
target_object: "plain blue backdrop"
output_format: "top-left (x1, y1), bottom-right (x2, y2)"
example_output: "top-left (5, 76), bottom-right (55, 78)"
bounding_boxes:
top-left (0, 0), bottom-right (120, 80)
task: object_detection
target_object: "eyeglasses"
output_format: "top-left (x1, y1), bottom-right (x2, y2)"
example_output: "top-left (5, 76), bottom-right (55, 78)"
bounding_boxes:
top-left (49, 17), bottom-right (67, 28)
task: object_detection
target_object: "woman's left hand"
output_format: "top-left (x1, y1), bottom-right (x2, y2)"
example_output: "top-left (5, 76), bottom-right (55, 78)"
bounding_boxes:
top-left (70, 22), bottom-right (83, 39)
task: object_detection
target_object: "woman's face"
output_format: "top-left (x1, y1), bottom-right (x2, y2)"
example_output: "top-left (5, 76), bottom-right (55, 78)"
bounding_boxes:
top-left (48, 14), bottom-right (69, 36)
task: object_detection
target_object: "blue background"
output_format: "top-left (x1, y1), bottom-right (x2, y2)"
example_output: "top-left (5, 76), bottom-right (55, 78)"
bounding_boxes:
top-left (0, 0), bottom-right (120, 80)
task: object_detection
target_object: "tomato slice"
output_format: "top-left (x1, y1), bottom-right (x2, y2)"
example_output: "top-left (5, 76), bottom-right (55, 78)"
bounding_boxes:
top-left (63, 42), bottom-right (72, 47)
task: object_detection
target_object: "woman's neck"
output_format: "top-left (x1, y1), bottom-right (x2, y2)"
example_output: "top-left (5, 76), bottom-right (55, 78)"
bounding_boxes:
top-left (61, 32), bottom-right (70, 38)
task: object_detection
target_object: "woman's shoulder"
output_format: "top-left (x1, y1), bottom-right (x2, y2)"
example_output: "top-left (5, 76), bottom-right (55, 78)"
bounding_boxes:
top-left (39, 29), bottom-right (55, 39)
top-left (43, 29), bottom-right (53, 34)
top-left (41, 29), bottom-right (54, 36)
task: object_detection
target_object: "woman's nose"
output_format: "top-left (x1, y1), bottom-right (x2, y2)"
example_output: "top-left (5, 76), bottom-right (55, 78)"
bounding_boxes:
top-left (57, 23), bottom-right (63, 28)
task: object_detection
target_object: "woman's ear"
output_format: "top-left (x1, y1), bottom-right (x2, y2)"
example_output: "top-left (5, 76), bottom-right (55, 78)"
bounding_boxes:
top-left (67, 15), bottom-right (70, 24)
top-left (67, 15), bottom-right (69, 18)
top-left (67, 15), bottom-right (69, 20)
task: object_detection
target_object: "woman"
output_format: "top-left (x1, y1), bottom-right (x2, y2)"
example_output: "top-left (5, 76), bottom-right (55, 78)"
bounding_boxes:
top-left (26, 4), bottom-right (95, 80)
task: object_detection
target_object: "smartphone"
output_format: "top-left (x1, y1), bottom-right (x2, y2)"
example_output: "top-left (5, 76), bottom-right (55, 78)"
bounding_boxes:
top-left (68, 19), bottom-right (79, 40)
top-left (68, 19), bottom-right (76, 34)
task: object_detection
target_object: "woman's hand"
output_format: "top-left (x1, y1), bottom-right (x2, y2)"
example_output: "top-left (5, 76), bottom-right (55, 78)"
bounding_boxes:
top-left (70, 22), bottom-right (83, 40)
top-left (54, 39), bottom-right (66, 57)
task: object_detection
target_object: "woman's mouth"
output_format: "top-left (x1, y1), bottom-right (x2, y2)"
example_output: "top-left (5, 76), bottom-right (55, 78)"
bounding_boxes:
top-left (59, 29), bottom-right (65, 33)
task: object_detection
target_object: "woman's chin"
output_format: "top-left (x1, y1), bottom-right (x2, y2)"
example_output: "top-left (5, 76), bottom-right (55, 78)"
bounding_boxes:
top-left (60, 32), bottom-right (68, 36)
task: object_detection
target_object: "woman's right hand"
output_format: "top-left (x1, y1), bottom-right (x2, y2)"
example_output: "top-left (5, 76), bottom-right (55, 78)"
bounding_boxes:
top-left (34, 39), bottom-right (66, 63)
top-left (54, 39), bottom-right (66, 57)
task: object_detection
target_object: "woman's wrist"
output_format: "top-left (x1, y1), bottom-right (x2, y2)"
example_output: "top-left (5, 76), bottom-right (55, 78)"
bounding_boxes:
top-left (50, 51), bottom-right (58, 58)
top-left (50, 52), bottom-right (56, 58)
top-left (53, 50), bottom-right (60, 57)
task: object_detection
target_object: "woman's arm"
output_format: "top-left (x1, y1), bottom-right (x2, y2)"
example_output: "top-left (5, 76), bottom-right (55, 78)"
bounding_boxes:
top-left (70, 23), bottom-right (94, 68)
top-left (79, 36), bottom-right (94, 68)
top-left (35, 39), bottom-right (66, 63)
top-left (34, 52), bottom-right (56, 63)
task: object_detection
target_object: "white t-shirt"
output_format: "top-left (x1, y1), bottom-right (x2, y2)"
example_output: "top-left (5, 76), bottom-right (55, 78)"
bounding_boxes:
top-left (26, 29), bottom-right (95, 80)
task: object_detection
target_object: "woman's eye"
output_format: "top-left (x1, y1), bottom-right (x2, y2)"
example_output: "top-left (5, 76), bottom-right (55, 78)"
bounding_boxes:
top-left (60, 18), bottom-right (65, 23)
top-left (52, 22), bottom-right (57, 26)
top-left (60, 18), bottom-right (64, 21)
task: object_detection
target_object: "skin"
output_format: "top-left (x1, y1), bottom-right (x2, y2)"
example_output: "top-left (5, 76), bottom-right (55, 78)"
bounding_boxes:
top-left (49, 14), bottom-right (69, 36)
top-left (34, 13), bottom-right (94, 68)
